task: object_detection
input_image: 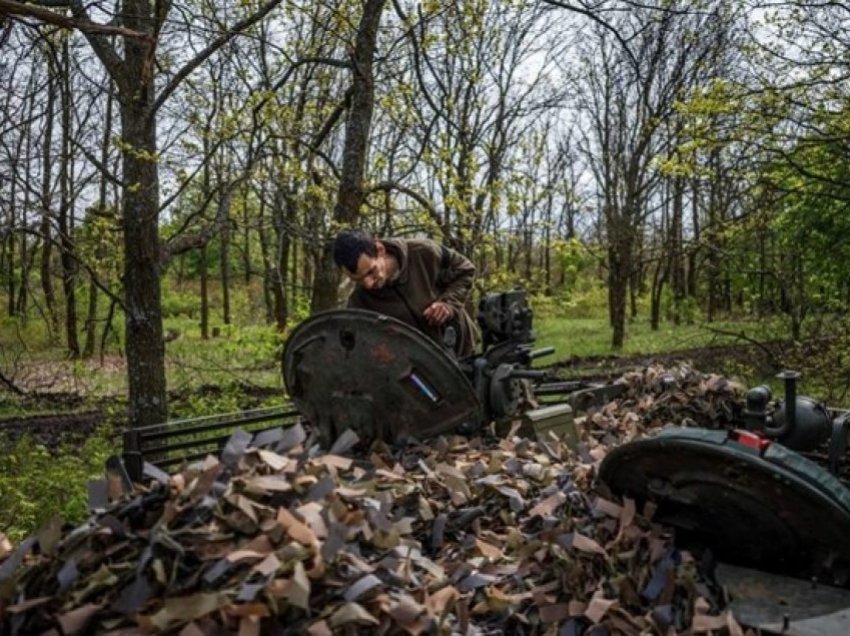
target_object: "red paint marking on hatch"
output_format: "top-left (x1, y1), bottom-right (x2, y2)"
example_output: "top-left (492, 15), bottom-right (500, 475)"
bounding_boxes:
top-left (371, 342), bottom-right (396, 364)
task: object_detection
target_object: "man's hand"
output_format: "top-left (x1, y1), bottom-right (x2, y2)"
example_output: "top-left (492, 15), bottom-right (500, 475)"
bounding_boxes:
top-left (423, 301), bottom-right (454, 326)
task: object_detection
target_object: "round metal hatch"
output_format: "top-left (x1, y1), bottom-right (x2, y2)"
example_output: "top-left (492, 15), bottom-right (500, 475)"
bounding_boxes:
top-left (282, 309), bottom-right (481, 447)
top-left (598, 428), bottom-right (850, 583)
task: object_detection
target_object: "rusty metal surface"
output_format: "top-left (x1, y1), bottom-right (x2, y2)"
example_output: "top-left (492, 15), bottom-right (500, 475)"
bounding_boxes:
top-left (282, 309), bottom-right (481, 447)
top-left (718, 563), bottom-right (850, 635)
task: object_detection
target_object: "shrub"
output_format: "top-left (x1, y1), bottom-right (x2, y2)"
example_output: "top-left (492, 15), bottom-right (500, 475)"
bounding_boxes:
top-left (0, 430), bottom-right (116, 542)
top-left (161, 287), bottom-right (199, 319)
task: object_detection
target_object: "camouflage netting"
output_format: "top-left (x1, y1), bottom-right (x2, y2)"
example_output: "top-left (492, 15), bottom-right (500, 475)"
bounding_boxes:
top-left (579, 365), bottom-right (743, 459)
top-left (0, 365), bottom-right (749, 635)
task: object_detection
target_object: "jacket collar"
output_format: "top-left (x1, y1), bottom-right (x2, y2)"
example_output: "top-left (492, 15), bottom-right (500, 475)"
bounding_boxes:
top-left (381, 238), bottom-right (410, 285)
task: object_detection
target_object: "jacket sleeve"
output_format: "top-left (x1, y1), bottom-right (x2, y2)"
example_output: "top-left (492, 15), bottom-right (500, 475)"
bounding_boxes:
top-left (437, 244), bottom-right (475, 311)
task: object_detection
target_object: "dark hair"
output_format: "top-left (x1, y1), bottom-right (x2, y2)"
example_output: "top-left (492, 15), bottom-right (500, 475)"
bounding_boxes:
top-left (333, 229), bottom-right (378, 273)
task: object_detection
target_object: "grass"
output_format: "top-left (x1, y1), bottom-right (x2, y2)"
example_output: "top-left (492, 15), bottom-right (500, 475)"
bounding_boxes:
top-left (534, 314), bottom-right (788, 359)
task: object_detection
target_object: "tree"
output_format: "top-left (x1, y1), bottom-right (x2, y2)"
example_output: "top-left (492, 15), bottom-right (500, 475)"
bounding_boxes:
top-left (570, 2), bottom-right (736, 347)
top-left (2, 0), bottom-right (284, 427)
top-left (311, 0), bottom-right (388, 312)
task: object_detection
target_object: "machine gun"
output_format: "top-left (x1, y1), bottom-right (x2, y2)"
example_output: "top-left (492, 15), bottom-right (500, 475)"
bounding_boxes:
top-left (101, 290), bottom-right (601, 498)
top-left (282, 289), bottom-right (597, 447)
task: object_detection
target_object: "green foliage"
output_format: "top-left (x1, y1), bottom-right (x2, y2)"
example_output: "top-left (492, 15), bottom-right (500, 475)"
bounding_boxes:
top-left (662, 289), bottom-right (700, 325)
top-left (530, 285), bottom-right (609, 321)
top-left (161, 285), bottom-right (200, 319)
top-left (165, 320), bottom-right (287, 393)
top-left (0, 430), bottom-right (116, 542)
top-left (0, 314), bottom-right (52, 352)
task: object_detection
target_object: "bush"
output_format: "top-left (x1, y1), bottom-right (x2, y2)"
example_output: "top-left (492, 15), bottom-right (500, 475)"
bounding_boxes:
top-left (0, 430), bottom-right (116, 542)
top-left (161, 287), bottom-right (199, 319)
top-left (531, 285), bottom-right (609, 321)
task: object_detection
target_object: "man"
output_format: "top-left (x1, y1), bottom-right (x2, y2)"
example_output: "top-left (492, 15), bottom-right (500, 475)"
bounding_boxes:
top-left (332, 229), bottom-right (479, 356)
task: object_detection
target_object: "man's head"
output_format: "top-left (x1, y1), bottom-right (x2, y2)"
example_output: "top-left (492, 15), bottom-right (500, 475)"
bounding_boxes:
top-left (333, 229), bottom-right (395, 290)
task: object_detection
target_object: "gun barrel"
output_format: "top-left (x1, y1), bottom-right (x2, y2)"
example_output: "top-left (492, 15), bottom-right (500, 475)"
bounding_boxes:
top-left (509, 369), bottom-right (547, 380)
top-left (534, 381), bottom-right (585, 395)
top-left (528, 346), bottom-right (555, 360)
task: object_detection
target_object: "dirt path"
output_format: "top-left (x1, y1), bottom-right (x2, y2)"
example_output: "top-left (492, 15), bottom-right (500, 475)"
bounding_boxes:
top-left (0, 410), bottom-right (106, 449)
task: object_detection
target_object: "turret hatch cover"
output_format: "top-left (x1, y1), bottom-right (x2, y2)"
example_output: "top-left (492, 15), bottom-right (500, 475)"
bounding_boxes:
top-left (282, 309), bottom-right (481, 447)
top-left (598, 428), bottom-right (850, 584)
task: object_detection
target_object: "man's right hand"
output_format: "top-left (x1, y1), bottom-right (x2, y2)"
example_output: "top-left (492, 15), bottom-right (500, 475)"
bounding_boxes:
top-left (423, 301), bottom-right (454, 326)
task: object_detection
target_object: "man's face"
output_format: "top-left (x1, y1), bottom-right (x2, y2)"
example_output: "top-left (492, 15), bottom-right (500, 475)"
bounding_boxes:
top-left (346, 241), bottom-right (392, 291)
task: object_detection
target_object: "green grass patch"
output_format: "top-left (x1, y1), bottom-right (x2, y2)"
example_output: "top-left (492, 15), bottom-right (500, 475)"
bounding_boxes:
top-left (534, 314), bottom-right (787, 358)
top-left (165, 319), bottom-right (287, 396)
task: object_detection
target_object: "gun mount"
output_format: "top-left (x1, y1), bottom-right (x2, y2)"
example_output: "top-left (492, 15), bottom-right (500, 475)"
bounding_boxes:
top-left (105, 290), bottom-right (615, 493)
top-left (282, 290), bottom-right (598, 448)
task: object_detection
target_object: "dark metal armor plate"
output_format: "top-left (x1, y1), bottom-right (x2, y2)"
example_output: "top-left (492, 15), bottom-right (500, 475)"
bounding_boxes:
top-left (599, 428), bottom-right (850, 584)
top-left (282, 309), bottom-right (481, 447)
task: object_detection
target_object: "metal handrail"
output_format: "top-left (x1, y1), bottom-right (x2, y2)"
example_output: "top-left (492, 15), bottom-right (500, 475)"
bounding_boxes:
top-left (120, 404), bottom-right (302, 482)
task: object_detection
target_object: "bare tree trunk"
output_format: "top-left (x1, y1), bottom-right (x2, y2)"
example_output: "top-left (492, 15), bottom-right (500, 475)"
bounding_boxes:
top-left (200, 244), bottom-right (209, 339)
top-left (544, 192), bottom-right (553, 295)
top-left (258, 222), bottom-right (274, 324)
top-left (59, 38), bottom-right (80, 358)
top-left (687, 178), bottom-right (700, 299)
top-left (629, 269), bottom-right (639, 320)
top-left (274, 216), bottom-right (291, 331)
top-left (16, 82), bottom-right (36, 319)
top-left (266, 186), bottom-right (291, 331)
top-left (311, 0), bottom-right (387, 312)
top-left (610, 268), bottom-right (628, 349)
top-left (242, 195), bottom-right (251, 285)
top-left (5, 160), bottom-right (17, 317)
top-left (669, 176), bottom-right (685, 326)
top-left (220, 214), bottom-right (231, 326)
top-left (256, 186), bottom-right (274, 324)
top-left (40, 56), bottom-right (58, 338)
top-left (82, 277), bottom-right (98, 358)
top-left (118, 1), bottom-right (167, 427)
top-left (99, 297), bottom-right (118, 364)
top-left (84, 85), bottom-right (115, 358)
top-left (608, 233), bottom-right (632, 349)
top-left (650, 255), bottom-right (667, 331)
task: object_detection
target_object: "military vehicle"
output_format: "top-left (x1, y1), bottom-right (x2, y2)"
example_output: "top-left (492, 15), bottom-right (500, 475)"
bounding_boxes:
top-left (108, 289), bottom-right (850, 634)
top-left (282, 292), bottom-right (850, 634)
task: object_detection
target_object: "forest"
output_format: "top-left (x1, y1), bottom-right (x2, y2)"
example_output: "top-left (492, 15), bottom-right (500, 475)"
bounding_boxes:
top-left (4, 1), bottom-right (850, 633)
top-left (2, 0), bottom-right (849, 428)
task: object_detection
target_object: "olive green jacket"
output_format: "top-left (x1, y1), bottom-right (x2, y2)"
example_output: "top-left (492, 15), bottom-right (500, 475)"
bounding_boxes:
top-left (346, 238), bottom-right (479, 356)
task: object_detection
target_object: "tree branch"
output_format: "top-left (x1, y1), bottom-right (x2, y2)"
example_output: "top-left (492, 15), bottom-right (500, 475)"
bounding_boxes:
top-left (701, 325), bottom-right (782, 368)
top-left (541, 0), bottom-right (641, 73)
top-left (20, 227), bottom-right (126, 311)
top-left (161, 178), bottom-right (242, 263)
top-left (368, 180), bottom-right (442, 228)
top-left (0, 367), bottom-right (26, 395)
top-left (68, 0), bottom-right (126, 86)
top-left (152, 0), bottom-right (284, 115)
top-left (1, 0), bottom-right (149, 39)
